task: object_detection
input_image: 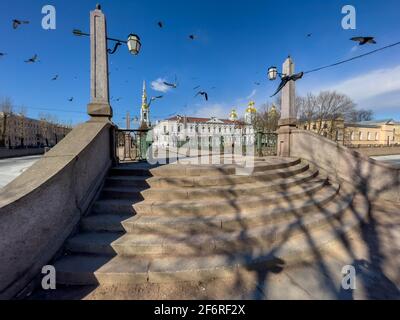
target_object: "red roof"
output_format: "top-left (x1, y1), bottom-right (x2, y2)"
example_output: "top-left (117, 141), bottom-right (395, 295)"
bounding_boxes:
top-left (166, 116), bottom-right (245, 125)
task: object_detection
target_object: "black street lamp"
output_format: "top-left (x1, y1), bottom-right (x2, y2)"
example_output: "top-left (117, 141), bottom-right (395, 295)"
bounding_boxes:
top-left (72, 29), bottom-right (141, 55)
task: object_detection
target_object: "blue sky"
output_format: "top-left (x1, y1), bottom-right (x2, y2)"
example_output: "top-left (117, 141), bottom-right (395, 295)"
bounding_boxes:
top-left (0, 0), bottom-right (399, 128)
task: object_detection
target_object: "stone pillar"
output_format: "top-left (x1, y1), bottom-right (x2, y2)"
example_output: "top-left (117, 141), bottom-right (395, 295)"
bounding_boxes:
top-left (278, 56), bottom-right (297, 157)
top-left (87, 5), bottom-right (113, 121)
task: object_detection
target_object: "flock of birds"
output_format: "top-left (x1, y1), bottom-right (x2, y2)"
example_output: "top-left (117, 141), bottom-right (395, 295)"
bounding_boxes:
top-left (268, 35), bottom-right (379, 96)
top-left (1, 19), bottom-right (82, 102)
top-left (154, 22), bottom-right (211, 102)
top-left (0, 16), bottom-right (380, 108)
top-left (152, 24), bottom-right (378, 101)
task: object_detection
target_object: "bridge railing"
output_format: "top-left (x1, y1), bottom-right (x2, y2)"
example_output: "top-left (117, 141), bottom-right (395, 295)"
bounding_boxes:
top-left (115, 129), bottom-right (152, 163)
top-left (255, 132), bottom-right (278, 156)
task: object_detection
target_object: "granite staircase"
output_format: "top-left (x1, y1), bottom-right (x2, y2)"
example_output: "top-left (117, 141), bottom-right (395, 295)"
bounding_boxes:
top-left (54, 156), bottom-right (368, 285)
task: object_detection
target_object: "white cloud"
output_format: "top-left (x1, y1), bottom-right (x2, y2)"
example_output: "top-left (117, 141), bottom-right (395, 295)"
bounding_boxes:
top-left (151, 78), bottom-right (171, 93)
top-left (325, 65), bottom-right (400, 101)
top-left (246, 89), bottom-right (257, 100)
top-left (192, 103), bottom-right (230, 119)
top-left (350, 45), bottom-right (359, 53)
top-left (313, 65), bottom-right (400, 118)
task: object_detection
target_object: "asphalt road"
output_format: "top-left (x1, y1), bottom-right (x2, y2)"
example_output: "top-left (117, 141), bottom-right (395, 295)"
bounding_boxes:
top-left (0, 155), bottom-right (42, 189)
top-left (372, 155), bottom-right (400, 166)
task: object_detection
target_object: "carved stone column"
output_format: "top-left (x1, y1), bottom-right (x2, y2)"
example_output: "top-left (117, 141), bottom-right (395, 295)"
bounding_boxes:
top-left (87, 5), bottom-right (112, 121)
top-left (278, 56), bottom-right (297, 157)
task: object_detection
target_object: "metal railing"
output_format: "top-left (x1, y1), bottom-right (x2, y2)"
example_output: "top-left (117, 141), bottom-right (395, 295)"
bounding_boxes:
top-left (255, 132), bottom-right (278, 156)
top-left (115, 129), bottom-right (152, 163)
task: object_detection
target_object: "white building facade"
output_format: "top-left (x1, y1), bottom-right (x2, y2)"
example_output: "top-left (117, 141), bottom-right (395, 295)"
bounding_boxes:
top-left (152, 105), bottom-right (256, 148)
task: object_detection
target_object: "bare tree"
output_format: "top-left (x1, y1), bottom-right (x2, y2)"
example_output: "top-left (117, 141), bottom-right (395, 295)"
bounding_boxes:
top-left (251, 103), bottom-right (281, 133)
top-left (297, 91), bottom-right (356, 135)
top-left (0, 97), bottom-right (14, 148)
top-left (347, 109), bottom-right (374, 122)
top-left (17, 106), bottom-right (28, 147)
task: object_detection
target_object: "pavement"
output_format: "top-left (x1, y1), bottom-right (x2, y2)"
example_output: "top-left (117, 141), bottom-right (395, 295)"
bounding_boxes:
top-left (28, 199), bottom-right (400, 300)
top-left (0, 155), bottom-right (41, 189)
top-left (372, 155), bottom-right (400, 166)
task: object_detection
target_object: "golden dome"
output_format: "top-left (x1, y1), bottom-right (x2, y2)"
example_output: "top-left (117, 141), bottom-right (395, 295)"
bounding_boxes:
top-left (230, 108), bottom-right (238, 119)
top-left (246, 101), bottom-right (257, 113)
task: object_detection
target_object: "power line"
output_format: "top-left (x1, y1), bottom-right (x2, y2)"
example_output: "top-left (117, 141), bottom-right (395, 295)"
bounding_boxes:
top-left (304, 40), bottom-right (400, 75)
top-left (26, 106), bottom-right (87, 114)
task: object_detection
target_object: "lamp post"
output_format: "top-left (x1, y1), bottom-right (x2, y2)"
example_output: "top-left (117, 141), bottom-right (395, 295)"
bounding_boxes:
top-left (73, 4), bottom-right (141, 121)
top-left (73, 29), bottom-right (141, 55)
top-left (269, 56), bottom-right (297, 157)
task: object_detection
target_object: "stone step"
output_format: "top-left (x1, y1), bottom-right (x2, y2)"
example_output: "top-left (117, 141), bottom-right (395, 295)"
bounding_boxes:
top-left (139, 168), bottom-right (320, 201)
top-left (100, 187), bottom-right (144, 201)
top-left (81, 178), bottom-right (335, 233)
top-left (65, 192), bottom-right (352, 257)
top-left (123, 182), bottom-right (343, 235)
top-left (100, 168), bottom-right (319, 202)
top-left (143, 162), bottom-right (310, 188)
top-left (132, 178), bottom-right (335, 216)
top-left (55, 194), bottom-right (368, 286)
top-left (80, 213), bottom-right (133, 232)
top-left (110, 157), bottom-right (300, 177)
top-left (91, 199), bottom-right (135, 215)
top-left (104, 161), bottom-right (309, 189)
top-left (147, 157), bottom-right (301, 177)
top-left (105, 175), bottom-right (150, 188)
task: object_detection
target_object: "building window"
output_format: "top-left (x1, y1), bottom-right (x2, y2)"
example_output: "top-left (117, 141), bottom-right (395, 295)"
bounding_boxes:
top-left (359, 132), bottom-right (363, 141)
top-left (375, 133), bottom-right (378, 141)
top-left (350, 131), bottom-right (354, 140)
top-left (367, 132), bottom-right (371, 141)
top-left (312, 124), bottom-right (317, 130)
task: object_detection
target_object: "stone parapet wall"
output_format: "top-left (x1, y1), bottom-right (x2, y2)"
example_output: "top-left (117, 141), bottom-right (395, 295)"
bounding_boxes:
top-left (348, 146), bottom-right (400, 157)
top-left (0, 121), bottom-right (114, 299)
top-left (290, 129), bottom-right (400, 203)
top-left (0, 148), bottom-right (45, 159)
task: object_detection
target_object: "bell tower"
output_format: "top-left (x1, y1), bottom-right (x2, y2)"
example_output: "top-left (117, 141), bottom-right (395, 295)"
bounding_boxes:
top-left (245, 101), bottom-right (256, 124)
top-left (140, 80), bottom-right (150, 127)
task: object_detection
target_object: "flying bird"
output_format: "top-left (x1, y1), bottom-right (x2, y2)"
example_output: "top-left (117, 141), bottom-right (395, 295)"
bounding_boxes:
top-left (157, 21), bottom-right (163, 28)
top-left (350, 36), bottom-right (376, 45)
top-left (270, 72), bottom-right (304, 97)
top-left (254, 82), bottom-right (261, 86)
top-left (148, 95), bottom-right (163, 107)
top-left (51, 75), bottom-right (59, 81)
top-left (306, 33), bottom-right (312, 37)
top-left (195, 91), bottom-right (208, 101)
top-left (0, 52), bottom-right (6, 58)
top-left (24, 54), bottom-right (39, 63)
top-left (68, 97), bottom-right (74, 102)
top-left (163, 81), bottom-right (177, 88)
top-left (189, 35), bottom-right (195, 40)
top-left (193, 85), bottom-right (200, 90)
top-left (163, 76), bottom-right (178, 89)
top-left (12, 19), bottom-right (29, 29)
